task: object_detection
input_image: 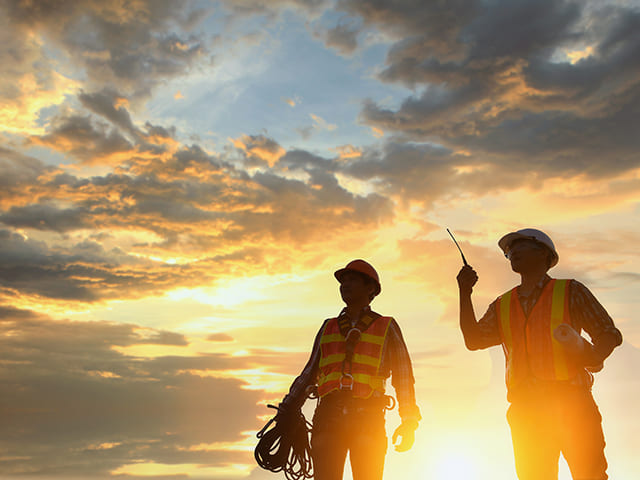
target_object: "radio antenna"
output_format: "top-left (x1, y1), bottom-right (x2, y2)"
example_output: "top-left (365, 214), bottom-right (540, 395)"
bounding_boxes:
top-left (446, 228), bottom-right (468, 266)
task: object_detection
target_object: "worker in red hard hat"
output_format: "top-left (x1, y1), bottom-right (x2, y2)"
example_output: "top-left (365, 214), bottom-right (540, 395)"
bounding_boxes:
top-left (456, 228), bottom-right (622, 480)
top-left (280, 259), bottom-right (421, 480)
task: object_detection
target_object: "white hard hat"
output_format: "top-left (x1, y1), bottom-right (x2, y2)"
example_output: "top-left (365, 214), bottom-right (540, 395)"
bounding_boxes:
top-left (498, 228), bottom-right (559, 268)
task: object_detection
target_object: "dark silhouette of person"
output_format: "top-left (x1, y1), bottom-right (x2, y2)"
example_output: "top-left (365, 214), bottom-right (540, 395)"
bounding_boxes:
top-left (457, 228), bottom-right (622, 480)
top-left (280, 259), bottom-right (421, 480)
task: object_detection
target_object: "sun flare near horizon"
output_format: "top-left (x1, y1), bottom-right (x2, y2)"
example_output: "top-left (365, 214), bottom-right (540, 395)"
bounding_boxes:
top-left (414, 450), bottom-right (482, 480)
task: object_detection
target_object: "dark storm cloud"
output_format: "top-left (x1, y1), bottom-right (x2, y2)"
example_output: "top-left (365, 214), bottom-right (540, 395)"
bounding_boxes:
top-left (338, 0), bottom-right (479, 59)
top-left (2, 0), bottom-right (208, 100)
top-left (219, 0), bottom-right (328, 19)
top-left (327, 140), bottom-right (520, 208)
top-left (342, 0), bottom-right (640, 180)
top-left (0, 307), bottom-right (264, 476)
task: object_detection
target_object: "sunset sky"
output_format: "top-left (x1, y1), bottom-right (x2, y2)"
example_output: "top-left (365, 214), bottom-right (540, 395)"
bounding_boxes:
top-left (1, 0), bottom-right (639, 479)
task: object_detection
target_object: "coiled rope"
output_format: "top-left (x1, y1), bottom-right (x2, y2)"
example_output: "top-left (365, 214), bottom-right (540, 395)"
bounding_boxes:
top-left (254, 404), bottom-right (313, 480)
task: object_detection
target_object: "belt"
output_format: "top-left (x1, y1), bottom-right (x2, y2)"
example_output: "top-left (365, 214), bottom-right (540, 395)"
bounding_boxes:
top-left (317, 391), bottom-right (394, 415)
top-left (508, 376), bottom-right (592, 403)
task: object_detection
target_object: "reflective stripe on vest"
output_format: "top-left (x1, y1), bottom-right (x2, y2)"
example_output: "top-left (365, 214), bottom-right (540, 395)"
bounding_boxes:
top-left (497, 279), bottom-right (578, 389)
top-left (317, 316), bottom-right (392, 399)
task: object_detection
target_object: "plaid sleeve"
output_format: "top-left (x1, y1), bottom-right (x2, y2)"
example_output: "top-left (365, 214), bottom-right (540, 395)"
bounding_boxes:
top-left (386, 319), bottom-right (422, 423)
top-left (472, 299), bottom-right (503, 348)
top-left (569, 280), bottom-right (623, 351)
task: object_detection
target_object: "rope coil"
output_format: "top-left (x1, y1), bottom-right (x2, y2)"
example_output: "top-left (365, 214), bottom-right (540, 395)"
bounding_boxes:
top-left (254, 404), bottom-right (314, 480)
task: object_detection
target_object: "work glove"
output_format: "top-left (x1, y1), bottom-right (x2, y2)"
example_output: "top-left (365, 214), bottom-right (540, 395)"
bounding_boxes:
top-left (392, 419), bottom-right (418, 452)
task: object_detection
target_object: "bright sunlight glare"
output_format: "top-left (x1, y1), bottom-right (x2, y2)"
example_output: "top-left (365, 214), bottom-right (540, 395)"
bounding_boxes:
top-left (416, 435), bottom-right (487, 480)
top-left (429, 451), bottom-right (480, 480)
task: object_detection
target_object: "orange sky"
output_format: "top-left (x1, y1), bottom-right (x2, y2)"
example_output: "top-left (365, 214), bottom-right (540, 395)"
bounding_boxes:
top-left (1, 1), bottom-right (639, 479)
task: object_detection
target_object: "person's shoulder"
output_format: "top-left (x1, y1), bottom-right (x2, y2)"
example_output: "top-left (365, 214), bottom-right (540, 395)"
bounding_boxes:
top-left (369, 309), bottom-right (391, 320)
top-left (316, 317), bottom-right (333, 332)
top-left (374, 313), bottom-right (400, 330)
top-left (552, 277), bottom-right (588, 289)
top-left (564, 278), bottom-right (593, 295)
top-left (498, 283), bottom-right (519, 297)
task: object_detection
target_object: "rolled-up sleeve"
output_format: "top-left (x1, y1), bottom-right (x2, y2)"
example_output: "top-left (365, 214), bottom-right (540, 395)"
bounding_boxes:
top-left (470, 300), bottom-right (503, 349)
top-left (386, 319), bottom-right (422, 423)
top-left (569, 280), bottom-right (623, 356)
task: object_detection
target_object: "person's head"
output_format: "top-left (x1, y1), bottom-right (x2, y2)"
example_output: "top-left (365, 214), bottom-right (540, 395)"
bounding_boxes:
top-left (334, 259), bottom-right (381, 307)
top-left (498, 228), bottom-right (558, 274)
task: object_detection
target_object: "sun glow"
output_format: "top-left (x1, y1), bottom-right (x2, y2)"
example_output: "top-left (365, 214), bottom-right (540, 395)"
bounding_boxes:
top-left (429, 450), bottom-right (482, 480)
top-left (393, 432), bottom-right (494, 480)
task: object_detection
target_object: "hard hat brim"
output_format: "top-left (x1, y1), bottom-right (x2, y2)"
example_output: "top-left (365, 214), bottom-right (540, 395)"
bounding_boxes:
top-left (498, 231), bottom-right (558, 268)
top-left (334, 267), bottom-right (381, 296)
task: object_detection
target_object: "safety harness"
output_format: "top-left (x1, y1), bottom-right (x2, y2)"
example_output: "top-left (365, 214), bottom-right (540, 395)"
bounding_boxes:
top-left (323, 310), bottom-right (396, 410)
top-left (254, 310), bottom-right (395, 479)
top-left (337, 310), bottom-right (376, 390)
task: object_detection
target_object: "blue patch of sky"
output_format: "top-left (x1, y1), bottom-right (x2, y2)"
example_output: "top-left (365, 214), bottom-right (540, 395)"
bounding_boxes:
top-left (146, 8), bottom-right (413, 158)
top-left (21, 143), bottom-right (71, 167)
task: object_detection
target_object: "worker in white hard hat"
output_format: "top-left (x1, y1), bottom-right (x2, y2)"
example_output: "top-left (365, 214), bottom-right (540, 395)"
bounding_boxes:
top-left (456, 228), bottom-right (622, 480)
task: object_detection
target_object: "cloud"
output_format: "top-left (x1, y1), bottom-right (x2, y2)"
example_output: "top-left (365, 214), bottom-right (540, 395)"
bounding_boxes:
top-left (1, 104), bottom-right (395, 303)
top-left (0, 148), bottom-right (50, 194)
top-left (338, 0), bottom-right (478, 60)
top-left (29, 113), bottom-right (136, 164)
top-left (333, 144), bottom-right (362, 160)
top-left (0, 229), bottom-right (197, 302)
top-left (310, 113), bottom-right (337, 131)
top-left (26, 89), bottom-right (182, 165)
top-left (320, 19), bottom-right (361, 56)
top-left (0, 13), bottom-right (80, 136)
top-left (231, 134), bottom-right (286, 167)
top-left (206, 333), bottom-right (235, 342)
top-left (342, 0), bottom-right (640, 180)
top-left (282, 97), bottom-right (297, 107)
top-left (297, 113), bottom-right (338, 139)
top-left (0, 307), bottom-right (265, 477)
top-left (0, 0), bottom-right (210, 136)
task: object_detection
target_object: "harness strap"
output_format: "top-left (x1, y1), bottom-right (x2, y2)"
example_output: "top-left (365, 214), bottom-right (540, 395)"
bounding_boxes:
top-left (337, 311), bottom-right (380, 384)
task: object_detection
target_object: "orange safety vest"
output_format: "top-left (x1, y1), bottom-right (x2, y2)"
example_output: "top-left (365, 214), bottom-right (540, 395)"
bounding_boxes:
top-left (317, 315), bottom-right (392, 399)
top-left (497, 279), bottom-right (580, 391)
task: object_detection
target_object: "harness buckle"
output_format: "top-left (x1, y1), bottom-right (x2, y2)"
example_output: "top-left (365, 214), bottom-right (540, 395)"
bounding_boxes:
top-left (305, 384), bottom-right (319, 399)
top-left (339, 373), bottom-right (354, 390)
top-left (384, 395), bottom-right (396, 411)
top-left (345, 327), bottom-right (361, 343)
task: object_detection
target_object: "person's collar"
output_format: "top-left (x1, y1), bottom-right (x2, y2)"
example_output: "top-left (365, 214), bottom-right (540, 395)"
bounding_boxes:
top-left (338, 305), bottom-right (371, 321)
top-left (518, 274), bottom-right (551, 297)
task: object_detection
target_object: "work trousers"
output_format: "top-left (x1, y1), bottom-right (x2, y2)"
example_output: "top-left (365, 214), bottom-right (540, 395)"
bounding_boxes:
top-left (311, 392), bottom-right (388, 480)
top-left (507, 384), bottom-right (608, 480)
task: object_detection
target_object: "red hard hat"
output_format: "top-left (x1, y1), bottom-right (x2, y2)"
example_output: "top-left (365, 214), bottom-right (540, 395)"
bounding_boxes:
top-left (334, 259), bottom-right (381, 296)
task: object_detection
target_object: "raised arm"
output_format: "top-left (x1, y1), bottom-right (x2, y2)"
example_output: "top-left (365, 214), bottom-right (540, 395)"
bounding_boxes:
top-left (457, 264), bottom-right (485, 350)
